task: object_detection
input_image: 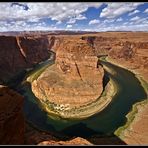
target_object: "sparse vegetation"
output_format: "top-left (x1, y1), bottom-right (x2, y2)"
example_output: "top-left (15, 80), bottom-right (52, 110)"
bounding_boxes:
top-left (34, 75), bottom-right (116, 120)
top-left (26, 61), bottom-right (54, 82)
top-left (114, 65), bottom-right (148, 139)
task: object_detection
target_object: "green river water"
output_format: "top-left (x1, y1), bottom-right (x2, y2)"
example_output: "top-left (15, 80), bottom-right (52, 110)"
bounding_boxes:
top-left (18, 57), bottom-right (147, 138)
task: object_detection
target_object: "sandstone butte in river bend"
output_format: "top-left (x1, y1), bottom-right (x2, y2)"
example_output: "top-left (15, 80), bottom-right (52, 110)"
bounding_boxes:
top-left (32, 37), bottom-right (104, 109)
top-left (0, 31), bottom-right (148, 145)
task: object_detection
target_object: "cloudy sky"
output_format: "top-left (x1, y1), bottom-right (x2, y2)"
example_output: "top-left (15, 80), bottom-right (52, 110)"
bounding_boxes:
top-left (0, 2), bottom-right (148, 32)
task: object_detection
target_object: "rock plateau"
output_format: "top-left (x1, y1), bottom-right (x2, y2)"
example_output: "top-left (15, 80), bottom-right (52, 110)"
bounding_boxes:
top-left (32, 37), bottom-right (104, 110)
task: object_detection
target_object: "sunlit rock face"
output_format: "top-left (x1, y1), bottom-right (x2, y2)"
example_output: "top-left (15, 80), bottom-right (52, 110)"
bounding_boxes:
top-left (38, 137), bottom-right (92, 145)
top-left (0, 36), bottom-right (50, 84)
top-left (32, 37), bottom-right (104, 109)
top-left (81, 32), bottom-right (148, 82)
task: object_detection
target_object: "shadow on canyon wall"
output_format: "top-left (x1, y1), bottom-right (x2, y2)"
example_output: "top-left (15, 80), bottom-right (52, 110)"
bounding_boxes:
top-left (58, 122), bottom-right (127, 145)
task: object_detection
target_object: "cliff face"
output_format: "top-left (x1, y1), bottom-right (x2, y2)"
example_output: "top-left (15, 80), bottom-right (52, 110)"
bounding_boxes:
top-left (48, 36), bottom-right (56, 51)
top-left (0, 36), bottom-right (50, 84)
top-left (0, 85), bottom-right (24, 144)
top-left (109, 41), bottom-right (148, 81)
top-left (32, 37), bottom-right (104, 109)
top-left (81, 33), bottom-right (148, 81)
top-left (17, 36), bottom-right (50, 65)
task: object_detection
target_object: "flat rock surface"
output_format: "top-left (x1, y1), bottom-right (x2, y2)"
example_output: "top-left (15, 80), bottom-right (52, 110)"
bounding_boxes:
top-left (121, 103), bottom-right (148, 145)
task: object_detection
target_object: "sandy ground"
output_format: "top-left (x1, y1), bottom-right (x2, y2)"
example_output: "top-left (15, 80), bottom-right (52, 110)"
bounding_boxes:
top-left (121, 102), bottom-right (148, 145)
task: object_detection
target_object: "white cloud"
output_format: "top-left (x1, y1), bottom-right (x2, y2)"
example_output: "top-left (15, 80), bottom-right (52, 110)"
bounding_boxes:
top-left (0, 2), bottom-right (102, 22)
top-left (0, 20), bottom-right (56, 32)
top-left (116, 17), bottom-right (123, 22)
top-left (130, 16), bottom-right (148, 24)
top-left (67, 14), bottom-right (86, 24)
top-left (0, 2), bottom-right (147, 32)
top-left (56, 21), bottom-right (62, 25)
top-left (66, 24), bottom-right (72, 28)
top-left (100, 3), bottom-right (144, 19)
top-left (123, 22), bottom-right (129, 25)
top-left (27, 17), bottom-right (40, 23)
top-left (75, 14), bottom-right (87, 20)
top-left (130, 16), bottom-right (140, 21)
top-left (103, 19), bottom-right (115, 23)
top-left (94, 23), bottom-right (148, 32)
top-left (144, 8), bottom-right (148, 13)
top-left (67, 19), bottom-right (76, 24)
top-left (128, 10), bottom-right (140, 16)
top-left (129, 21), bottom-right (134, 25)
top-left (0, 2), bottom-right (102, 31)
top-left (89, 19), bottom-right (100, 25)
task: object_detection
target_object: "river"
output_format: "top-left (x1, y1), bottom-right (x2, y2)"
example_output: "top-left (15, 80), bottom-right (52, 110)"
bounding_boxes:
top-left (17, 56), bottom-right (147, 138)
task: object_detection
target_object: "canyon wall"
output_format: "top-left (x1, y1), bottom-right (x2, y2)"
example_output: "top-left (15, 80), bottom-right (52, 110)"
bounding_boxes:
top-left (0, 36), bottom-right (50, 84)
top-left (0, 85), bottom-right (24, 144)
top-left (109, 41), bottom-right (148, 81)
top-left (81, 32), bottom-right (148, 81)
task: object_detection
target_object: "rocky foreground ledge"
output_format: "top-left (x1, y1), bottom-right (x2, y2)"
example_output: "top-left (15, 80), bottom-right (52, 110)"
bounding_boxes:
top-left (0, 85), bottom-right (24, 144)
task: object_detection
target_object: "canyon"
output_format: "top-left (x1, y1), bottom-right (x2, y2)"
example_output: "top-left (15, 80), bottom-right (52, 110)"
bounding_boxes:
top-left (0, 35), bottom-right (50, 84)
top-left (0, 31), bottom-right (147, 145)
top-left (32, 37), bottom-right (104, 113)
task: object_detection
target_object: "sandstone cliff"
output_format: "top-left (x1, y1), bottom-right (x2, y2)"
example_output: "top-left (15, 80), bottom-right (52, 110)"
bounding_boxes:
top-left (0, 85), bottom-right (24, 144)
top-left (81, 32), bottom-right (148, 81)
top-left (109, 40), bottom-right (148, 81)
top-left (0, 36), bottom-right (50, 84)
top-left (32, 37), bottom-right (104, 110)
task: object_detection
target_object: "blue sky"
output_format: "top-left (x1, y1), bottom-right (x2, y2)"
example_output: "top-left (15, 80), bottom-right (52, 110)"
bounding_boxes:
top-left (0, 2), bottom-right (148, 32)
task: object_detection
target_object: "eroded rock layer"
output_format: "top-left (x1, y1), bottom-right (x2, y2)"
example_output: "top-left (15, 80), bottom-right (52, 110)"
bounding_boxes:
top-left (81, 32), bottom-right (148, 81)
top-left (32, 37), bottom-right (104, 109)
top-left (0, 36), bottom-right (50, 84)
top-left (38, 137), bottom-right (92, 145)
top-left (0, 85), bottom-right (24, 144)
top-left (120, 102), bottom-right (148, 145)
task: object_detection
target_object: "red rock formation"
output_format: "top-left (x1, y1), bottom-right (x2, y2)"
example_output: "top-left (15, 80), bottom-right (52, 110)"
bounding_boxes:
top-left (32, 37), bottom-right (104, 109)
top-left (38, 137), bottom-right (92, 145)
top-left (18, 36), bottom-right (50, 65)
top-left (109, 41), bottom-right (148, 81)
top-left (0, 36), bottom-right (26, 83)
top-left (48, 36), bottom-right (56, 51)
top-left (0, 36), bottom-right (50, 84)
top-left (0, 85), bottom-right (24, 144)
top-left (119, 102), bottom-right (148, 145)
top-left (80, 32), bottom-right (148, 81)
